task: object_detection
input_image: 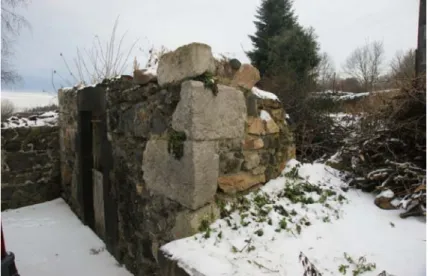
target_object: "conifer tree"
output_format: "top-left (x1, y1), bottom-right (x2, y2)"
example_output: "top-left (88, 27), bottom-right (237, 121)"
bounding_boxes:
top-left (247, 0), bottom-right (320, 85)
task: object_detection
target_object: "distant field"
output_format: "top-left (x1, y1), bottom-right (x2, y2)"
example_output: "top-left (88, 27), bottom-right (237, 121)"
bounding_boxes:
top-left (1, 91), bottom-right (58, 111)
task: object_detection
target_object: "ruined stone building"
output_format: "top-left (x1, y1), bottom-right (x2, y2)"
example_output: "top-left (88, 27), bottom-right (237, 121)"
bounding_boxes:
top-left (1, 42), bottom-right (295, 275)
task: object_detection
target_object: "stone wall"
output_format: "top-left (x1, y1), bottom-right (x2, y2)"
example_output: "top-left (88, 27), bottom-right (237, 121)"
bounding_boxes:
top-left (57, 42), bottom-right (295, 276)
top-left (105, 78), bottom-right (186, 275)
top-left (217, 90), bottom-right (295, 195)
top-left (58, 88), bottom-right (81, 217)
top-left (1, 126), bottom-right (61, 210)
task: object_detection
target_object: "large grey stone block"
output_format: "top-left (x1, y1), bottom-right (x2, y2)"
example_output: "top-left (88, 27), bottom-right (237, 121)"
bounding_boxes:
top-left (157, 43), bottom-right (216, 86)
top-left (172, 81), bottom-right (247, 141)
top-left (142, 140), bottom-right (219, 210)
top-left (171, 201), bottom-right (220, 240)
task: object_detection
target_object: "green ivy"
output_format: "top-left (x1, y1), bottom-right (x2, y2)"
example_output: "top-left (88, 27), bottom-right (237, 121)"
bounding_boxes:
top-left (167, 130), bottom-right (186, 159)
top-left (193, 72), bottom-right (219, 96)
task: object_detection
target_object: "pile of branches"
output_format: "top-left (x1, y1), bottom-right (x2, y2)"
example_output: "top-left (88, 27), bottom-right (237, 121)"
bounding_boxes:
top-left (288, 96), bottom-right (352, 163)
top-left (330, 74), bottom-right (426, 218)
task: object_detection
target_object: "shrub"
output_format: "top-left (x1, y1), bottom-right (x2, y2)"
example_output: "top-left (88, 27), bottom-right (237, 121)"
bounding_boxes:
top-left (1, 99), bottom-right (15, 120)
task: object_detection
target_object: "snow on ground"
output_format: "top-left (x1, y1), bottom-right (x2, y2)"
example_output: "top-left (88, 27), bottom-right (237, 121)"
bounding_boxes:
top-left (329, 112), bottom-right (363, 128)
top-left (311, 91), bottom-right (369, 102)
top-left (1, 199), bottom-right (132, 276)
top-left (335, 92), bottom-right (370, 101)
top-left (252, 87), bottom-right (280, 101)
top-left (162, 160), bottom-right (426, 276)
top-left (1, 111), bottom-right (59, 128)
top-left (1, 91), bottom-right (58, 111)
top-left (311, 89), bottom-right (398, 102)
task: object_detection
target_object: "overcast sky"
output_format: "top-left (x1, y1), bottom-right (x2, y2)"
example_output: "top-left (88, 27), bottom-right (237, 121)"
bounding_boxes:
top-left (3, 0), bottom-right (420, 92)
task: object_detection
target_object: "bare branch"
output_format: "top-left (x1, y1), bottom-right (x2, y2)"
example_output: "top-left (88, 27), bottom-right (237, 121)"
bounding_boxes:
top-left (390, 49), bottom-right (416, 83)
top-left (53, 18), bottom-right (139, 88)
top-left (315, 52), bottom-right (335, 91)
top-left (343, 41), bottom-right (385, 92)
top-left (1, 0), bottom-right (31, 84)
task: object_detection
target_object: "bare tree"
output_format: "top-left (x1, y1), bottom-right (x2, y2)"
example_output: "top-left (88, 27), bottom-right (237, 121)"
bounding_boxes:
top-left (343, 40), bottom-right (384, 92)
top-left (315, 52), bottom-right (335, 92)
top-left (390, 49), bottom-right (416, 81)
top-left (1, 99), bottom-right (15, 120)
top-left (54, 17), bottom-right (139, 89)
top-left (1, 0), bottom-right (30, 85)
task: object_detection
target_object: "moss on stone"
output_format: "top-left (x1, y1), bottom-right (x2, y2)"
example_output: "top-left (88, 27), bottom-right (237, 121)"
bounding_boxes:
top-left (193, 72), bottom-right (219, 96)
top-left (167, 130), bottom-right (186, 160)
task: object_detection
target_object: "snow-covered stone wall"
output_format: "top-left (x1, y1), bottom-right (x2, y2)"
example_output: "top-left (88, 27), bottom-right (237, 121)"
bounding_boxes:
top-left (1, 114), bottom-right (61, 210)
top-left (57, 42), bottom-right (295, 276)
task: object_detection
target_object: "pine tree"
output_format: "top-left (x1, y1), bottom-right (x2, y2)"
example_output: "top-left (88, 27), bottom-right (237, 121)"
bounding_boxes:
top-left (247, 0), bottom-right (320, 84)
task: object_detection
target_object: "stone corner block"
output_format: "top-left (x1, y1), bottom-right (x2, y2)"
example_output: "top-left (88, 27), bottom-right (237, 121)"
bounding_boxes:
top-left (157, 42), bottom-right (216, 86)
top-left (172, 80), bottom-right (247, 141)
top-left (265, 119), bottom-right (280, 134)
top-left (142, 139), bottom-right (219, 210)
top-left (218, 172), bottom-right (266, 194)
top-left (231, 64), bottom-right (261, 90)
top-left (171, 201), bottom-right (220, 240)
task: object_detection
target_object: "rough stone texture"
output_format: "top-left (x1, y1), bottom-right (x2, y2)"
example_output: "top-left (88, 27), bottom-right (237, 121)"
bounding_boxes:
top-left (251, 165), bottom-right (266, 175)
top-left (246, 94), bottom-right (259, 117)
top-left (218, 172), bottom-right (266, 194)
top-left (142, 140), bottom-right (219, 210)
top-left (157, 43), bottom-right (216, 86)
top-left (231, 64), bottom-right (261, 90)
top-left (269, 108), bottom-right (285, 122)
top-left (55, 43), bottom-right (297, 276)
top-left (133, 69), bottom-right (157, 85)
top-left (242, 136), bottom-right (264, 150)
top-left (106, 78), bottom-right (186, 275)
top-left (172, 81), bottom-right (247, 141)
top-left (264, 118), bottom-right (280, 134)
top-left (158, 251), bottom-right (192, 276)
top-left (58, 87), bottom-right (81, 218)
top-left (243, 151), bottom-right (260, 170)
top-left (229, 59), bottom-right (242, 71)
top-left (219, 151), bottom-right (243, 175)
top-left (1, 126), bottom-right (61, 210)
top-left (247, 117), bottom-right (265, 135)
top-left (215, 90), bottom-right (295, 194)
top-left (171, 201), bottom-right (220, 240)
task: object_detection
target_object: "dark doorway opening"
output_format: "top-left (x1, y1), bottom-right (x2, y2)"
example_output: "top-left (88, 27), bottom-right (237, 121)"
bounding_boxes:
top-left (79, 111), bottom-right (95, 230)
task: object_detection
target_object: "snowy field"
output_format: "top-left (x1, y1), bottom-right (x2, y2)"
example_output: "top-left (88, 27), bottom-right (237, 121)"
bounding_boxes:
top-left (162, 161), bottom-right (426, 276)
top-left (1, 91), bottom-right (58, 111)
top-left (1, 199), bottom-right (132, 276)
top-left (1, 111), bottom-right (59, 128)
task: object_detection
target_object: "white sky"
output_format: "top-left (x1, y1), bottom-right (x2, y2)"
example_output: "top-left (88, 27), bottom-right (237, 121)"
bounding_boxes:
top-left (3, 0), bottom-right (420, 92)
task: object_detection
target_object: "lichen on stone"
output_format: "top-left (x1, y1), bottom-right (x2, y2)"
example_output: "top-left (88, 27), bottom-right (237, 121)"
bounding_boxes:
top-left (167, 130), bottom-right (186, 159)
